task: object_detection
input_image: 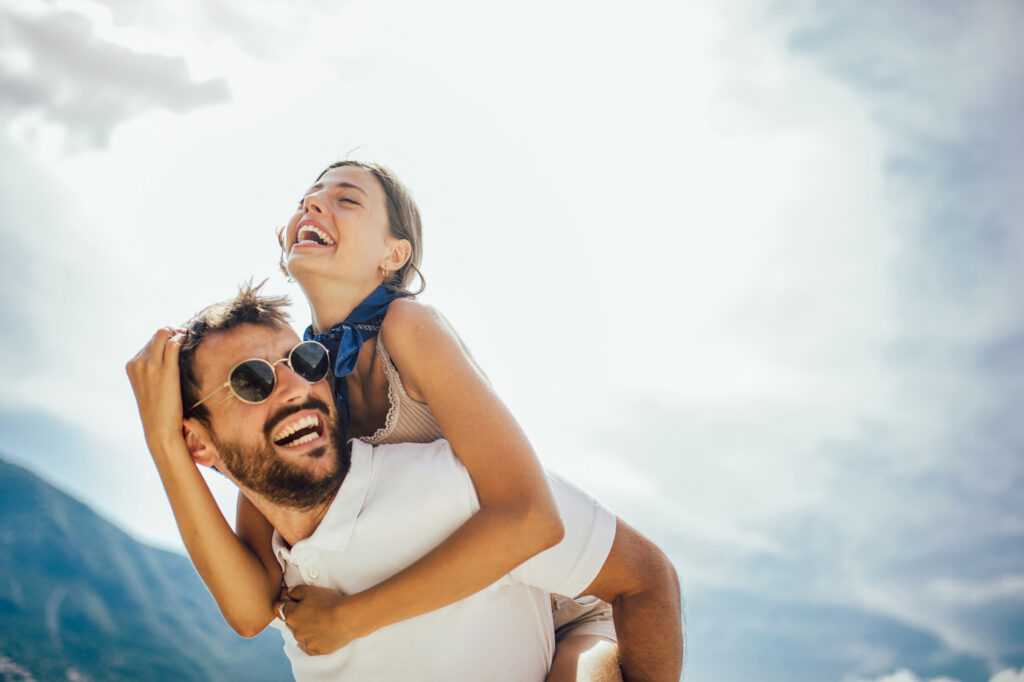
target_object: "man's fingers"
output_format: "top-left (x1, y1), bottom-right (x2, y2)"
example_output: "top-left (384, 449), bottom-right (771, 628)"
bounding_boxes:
top-left (288, 585), bottom-right (307, 601)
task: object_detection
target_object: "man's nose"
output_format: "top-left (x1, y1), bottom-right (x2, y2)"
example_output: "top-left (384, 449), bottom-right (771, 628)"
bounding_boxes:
top-left (274, 360), bottom-right (316, 403)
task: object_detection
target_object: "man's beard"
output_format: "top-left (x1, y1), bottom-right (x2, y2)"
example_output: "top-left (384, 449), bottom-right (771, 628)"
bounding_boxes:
top-left (212, 397), bottom-right (349, 511)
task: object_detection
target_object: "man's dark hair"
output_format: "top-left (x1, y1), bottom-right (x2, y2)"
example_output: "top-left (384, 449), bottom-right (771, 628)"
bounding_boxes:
top-left (179, 281), bottom-right (292, 425)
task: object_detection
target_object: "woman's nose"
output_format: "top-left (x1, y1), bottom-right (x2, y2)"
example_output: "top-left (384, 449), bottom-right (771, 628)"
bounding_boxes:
top-left (303, 191), bottom-right (326, 214)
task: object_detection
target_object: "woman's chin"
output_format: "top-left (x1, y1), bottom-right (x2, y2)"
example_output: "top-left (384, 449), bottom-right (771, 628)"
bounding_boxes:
top-left (287, 252), bottom-right (334, 280)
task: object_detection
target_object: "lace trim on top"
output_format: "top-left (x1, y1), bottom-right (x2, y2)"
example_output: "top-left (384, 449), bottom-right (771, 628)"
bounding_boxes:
top-left (358, 334), bottom-right (402, 445)
top-left (358, 333), bottom-right (443, 445)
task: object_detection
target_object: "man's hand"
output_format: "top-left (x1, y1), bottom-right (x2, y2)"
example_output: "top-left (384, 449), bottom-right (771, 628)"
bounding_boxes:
top-left (125, 328), bottom-right (187, 455)
top-left (277, 585), bottom-right (368, 656)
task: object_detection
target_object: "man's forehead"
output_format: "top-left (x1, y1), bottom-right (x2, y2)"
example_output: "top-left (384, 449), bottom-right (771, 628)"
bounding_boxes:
top-left (195, 323), bottom-right (298, 381)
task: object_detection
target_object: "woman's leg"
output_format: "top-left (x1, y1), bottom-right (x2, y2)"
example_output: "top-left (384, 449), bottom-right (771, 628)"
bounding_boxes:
top-left (547, 595), bottom-right (621, 682)
top-left (547, 635), bottom-right (622, 682)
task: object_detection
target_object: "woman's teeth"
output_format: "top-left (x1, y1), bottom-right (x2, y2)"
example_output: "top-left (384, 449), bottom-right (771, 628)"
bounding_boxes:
top-left (297, 226), bottom-right (335, 246)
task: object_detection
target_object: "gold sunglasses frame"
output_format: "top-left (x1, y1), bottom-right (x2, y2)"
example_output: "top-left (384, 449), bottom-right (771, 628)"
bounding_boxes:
top-left (188, 340), bottom-right (330, 411)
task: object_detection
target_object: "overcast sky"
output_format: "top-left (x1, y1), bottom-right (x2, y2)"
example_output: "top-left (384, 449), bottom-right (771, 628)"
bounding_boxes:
top-left (1, 1), bottom-right (1022, 681)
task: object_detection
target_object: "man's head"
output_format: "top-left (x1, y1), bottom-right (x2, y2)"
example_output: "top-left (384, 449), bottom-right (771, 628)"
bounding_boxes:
top-left (178, 283), bottom-right (348, 511)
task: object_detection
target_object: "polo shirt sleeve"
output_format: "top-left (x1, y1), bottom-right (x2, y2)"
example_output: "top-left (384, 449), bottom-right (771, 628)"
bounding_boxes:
top-left (508, 471), bottom-right (617, 598)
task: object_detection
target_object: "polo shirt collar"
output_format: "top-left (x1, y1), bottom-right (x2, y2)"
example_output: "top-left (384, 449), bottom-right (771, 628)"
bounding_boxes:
top-left (272, 439), bottom-right (375, 560)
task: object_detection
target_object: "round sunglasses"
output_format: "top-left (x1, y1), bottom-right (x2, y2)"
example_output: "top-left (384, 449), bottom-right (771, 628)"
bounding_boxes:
top-left (189, 340), bottom-right (331, 411)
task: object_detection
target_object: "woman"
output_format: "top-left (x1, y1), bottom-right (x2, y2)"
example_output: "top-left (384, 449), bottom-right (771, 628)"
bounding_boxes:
top-left (136, 160), bottom-right (620, 680)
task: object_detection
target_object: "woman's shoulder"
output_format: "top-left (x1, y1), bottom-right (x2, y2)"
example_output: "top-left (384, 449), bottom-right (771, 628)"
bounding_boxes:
top-left (380, 297), bottom-right (475, 384)
top-left (377, 299), bottom-right (453, 401)
top-left (381, 298), bottom-right (450, 341)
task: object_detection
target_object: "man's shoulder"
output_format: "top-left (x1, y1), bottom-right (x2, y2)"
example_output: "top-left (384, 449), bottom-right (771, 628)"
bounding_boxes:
top-left (356, 438), bottom-right (470, 488)
top-left (348, 438), bottom-right (480, 540)
top-left (356, 437), bottom-right (455, 462)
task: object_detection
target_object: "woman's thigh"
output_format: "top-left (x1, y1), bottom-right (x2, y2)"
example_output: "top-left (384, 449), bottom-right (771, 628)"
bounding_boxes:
top-left (546, 635), bottom-right (622, 682)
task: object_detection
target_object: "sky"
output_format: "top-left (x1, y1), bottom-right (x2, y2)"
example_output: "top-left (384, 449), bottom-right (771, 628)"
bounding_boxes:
top-left (0, 1), bottom-right (1022, 681)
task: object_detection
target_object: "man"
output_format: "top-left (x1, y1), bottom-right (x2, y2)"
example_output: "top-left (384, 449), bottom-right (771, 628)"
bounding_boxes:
top-left (127, 287), bottom-right (683, 681)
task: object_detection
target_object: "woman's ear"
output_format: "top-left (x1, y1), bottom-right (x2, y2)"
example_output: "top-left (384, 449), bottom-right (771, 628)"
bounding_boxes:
top-left (381, 238), bottom-right (412, 273)
top-left (183, 418), bottom-right (219, 468)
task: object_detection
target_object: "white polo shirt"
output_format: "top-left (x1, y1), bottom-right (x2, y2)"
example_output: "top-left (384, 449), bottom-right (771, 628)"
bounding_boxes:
top-left (270, 438), bottom-right (616, 682)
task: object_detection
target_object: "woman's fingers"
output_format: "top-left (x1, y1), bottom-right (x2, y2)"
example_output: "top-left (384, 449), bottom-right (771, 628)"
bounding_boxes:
top-left (162, 331), bottom-right (185, 365)
top-left (276, 599), bottom-right (290, 622)
top-left (129, 327), bottom-right (174, 370)
top-left (126, 328), bottom-right (187, 416)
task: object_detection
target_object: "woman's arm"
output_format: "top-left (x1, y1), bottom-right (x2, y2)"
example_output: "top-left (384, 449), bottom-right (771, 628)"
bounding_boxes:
top-left (126, 328), bottom-right (281, 637)
top-left (284, 299), bottom-right (564, 651)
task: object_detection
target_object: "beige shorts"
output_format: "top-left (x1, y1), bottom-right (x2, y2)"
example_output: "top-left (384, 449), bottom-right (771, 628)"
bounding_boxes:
top-left (551, 594), bottom-right (617, 643)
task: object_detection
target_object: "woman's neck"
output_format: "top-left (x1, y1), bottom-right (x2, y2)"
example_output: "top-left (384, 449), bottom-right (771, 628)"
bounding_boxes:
top-left (302, 276), bottom-right (383, 333)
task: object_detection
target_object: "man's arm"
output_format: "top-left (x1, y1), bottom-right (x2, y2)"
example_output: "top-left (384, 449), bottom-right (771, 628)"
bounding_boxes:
top-left (583, 518), bottom-right (684, 682)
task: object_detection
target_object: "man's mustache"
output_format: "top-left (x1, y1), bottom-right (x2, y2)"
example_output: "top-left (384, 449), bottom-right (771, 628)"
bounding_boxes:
top-left (263, 397), bottom-right (333, 441)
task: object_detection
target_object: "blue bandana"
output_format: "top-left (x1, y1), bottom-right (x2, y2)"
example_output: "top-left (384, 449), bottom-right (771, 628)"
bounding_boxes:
top-left (303, 285), bottom-right (405, 432)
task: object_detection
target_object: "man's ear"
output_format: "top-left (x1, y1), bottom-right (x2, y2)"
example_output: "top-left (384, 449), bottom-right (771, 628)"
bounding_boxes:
top-left (381, 238), bottom-right (412, 273)
top-left (183, 417), bottom-right (219, 468)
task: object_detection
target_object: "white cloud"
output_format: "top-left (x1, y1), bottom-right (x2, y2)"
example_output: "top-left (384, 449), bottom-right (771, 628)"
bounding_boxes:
top-left (0, 4), bottom-right (229, 151)
top-left (847, 668), bottom-right (1024, 682)
top-left (846, 670), bottom-right (954, 682)
top-left (927, 575), bottom-right (1024, 607)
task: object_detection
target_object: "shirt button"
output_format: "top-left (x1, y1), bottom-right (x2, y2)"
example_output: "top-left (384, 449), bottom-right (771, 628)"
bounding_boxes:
top-left (309, 568), bottom-right (320, 581)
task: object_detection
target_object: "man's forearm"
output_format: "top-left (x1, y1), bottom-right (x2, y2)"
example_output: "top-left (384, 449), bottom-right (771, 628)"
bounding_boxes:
top-left (612, 563), bottom-right (683, 682)
top-left (584, 518), bottom-right (684, 682)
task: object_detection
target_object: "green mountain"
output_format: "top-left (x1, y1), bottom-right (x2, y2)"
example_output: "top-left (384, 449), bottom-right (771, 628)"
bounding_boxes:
top-left (0, 456), bottom-right (291, 681)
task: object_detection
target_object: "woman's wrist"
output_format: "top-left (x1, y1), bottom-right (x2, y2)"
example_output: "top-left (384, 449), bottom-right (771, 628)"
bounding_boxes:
top-left (339, 588), bottom-right (387, 639)
top-left (146, 432), bottom-right (192, 466)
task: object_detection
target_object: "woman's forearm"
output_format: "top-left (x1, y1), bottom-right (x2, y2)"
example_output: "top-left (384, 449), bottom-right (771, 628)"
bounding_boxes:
top-left (150, 440), bottom-right (278, 637)
top-left (339, 500), bottom-right (563, 638)
top-left (127, 328), bottom-right (279, 637)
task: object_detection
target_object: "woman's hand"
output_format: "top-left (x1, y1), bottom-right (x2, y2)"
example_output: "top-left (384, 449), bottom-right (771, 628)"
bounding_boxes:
top-left (125, 327), bottom-right (187, 455)
top-left (278, 585), bottom-right (369, 656)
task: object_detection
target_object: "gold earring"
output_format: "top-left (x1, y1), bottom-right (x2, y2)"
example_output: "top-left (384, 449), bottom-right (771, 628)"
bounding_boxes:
top-left (383, 267), bottom-right (390, 279)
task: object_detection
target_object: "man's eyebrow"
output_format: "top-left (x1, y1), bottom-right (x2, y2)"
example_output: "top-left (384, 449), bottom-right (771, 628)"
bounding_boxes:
top-left (304, 181), bottom-right (369, 197)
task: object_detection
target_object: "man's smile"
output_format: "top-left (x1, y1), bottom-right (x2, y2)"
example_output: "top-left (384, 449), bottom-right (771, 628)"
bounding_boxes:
top-left (271, 410), bottom-right (327, 449)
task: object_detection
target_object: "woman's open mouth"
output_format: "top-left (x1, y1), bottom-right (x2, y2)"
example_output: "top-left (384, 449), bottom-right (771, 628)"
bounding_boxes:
top-left (295, 225), bottom-right (336, 247)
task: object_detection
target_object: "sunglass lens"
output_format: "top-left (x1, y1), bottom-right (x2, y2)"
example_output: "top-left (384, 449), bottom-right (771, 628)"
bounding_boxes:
top-left (291, 341), bottom-right (331, 382)
top-left (230, 360), bottom-right (277, 403)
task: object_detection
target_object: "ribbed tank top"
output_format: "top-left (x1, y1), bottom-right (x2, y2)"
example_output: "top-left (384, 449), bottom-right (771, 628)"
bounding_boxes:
top-left (357, 333), bottom-right (445, 445)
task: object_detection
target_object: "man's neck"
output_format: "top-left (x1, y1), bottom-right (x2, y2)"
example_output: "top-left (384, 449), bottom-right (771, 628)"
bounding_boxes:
top-left (249, 489), bottom-right (337, 549)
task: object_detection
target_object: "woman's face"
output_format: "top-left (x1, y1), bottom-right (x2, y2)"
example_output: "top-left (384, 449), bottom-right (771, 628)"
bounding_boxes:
top-left (283, 165), bottom-right (394, 288)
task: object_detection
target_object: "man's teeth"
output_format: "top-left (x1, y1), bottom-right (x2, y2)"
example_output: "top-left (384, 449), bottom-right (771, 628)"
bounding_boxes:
top-left (288, 432), bottom-right (319, 446)
top-left (274, 414), bottom-right (320, 444)
top-left (297, 226), bottom-right (335, 246)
